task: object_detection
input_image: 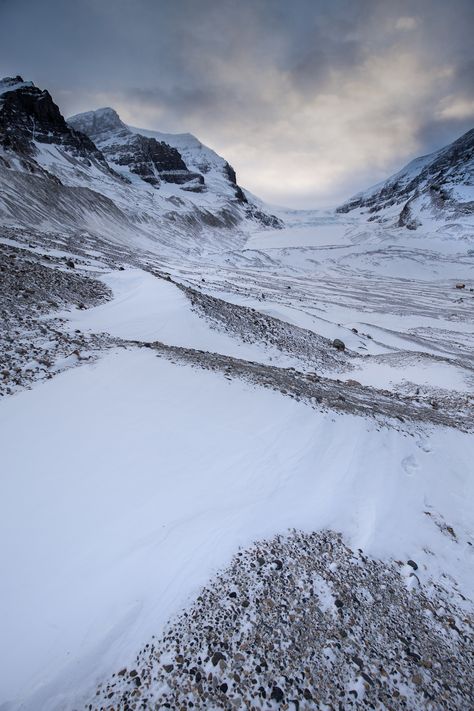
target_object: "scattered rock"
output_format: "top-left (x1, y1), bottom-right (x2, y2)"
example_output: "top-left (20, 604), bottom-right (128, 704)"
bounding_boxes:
top-left (271, 686), bottom-right (284, 702)
top-left (332, 338), bottom-right (346, 351)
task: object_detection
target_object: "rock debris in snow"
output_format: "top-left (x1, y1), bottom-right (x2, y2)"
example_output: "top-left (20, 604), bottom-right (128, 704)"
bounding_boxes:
top-left (0, 241), bottom-right (112, 395)
top-left (87, 530), bottom-right (474, 711)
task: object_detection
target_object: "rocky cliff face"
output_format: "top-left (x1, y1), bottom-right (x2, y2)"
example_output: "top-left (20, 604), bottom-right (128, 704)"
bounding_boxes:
top-left (71, 107), bottom-right (259, 205)
top-left (338, 128), bottom-right (474, 228)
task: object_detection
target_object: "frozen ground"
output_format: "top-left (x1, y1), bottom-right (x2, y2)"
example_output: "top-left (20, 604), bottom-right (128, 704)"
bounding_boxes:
top-left (0, 210), bottom-right (473, 710)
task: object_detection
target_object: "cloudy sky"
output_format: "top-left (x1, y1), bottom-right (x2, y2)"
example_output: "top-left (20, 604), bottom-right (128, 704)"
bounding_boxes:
top-left (1, 0), bottom-right (473, 207)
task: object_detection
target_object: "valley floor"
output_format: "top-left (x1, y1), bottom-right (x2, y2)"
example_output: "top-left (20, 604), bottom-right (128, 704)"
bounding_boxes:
top-left (0, 213), bottom-right (473, 710)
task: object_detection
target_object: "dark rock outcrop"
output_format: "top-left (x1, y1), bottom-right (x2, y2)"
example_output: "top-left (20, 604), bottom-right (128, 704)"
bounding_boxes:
top-left (0, 76), bottom-right (111, 173)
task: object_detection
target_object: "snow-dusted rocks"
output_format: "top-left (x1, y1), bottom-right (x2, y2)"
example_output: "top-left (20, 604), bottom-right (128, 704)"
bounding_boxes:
top-left (87, 530), bottom-right (474, 711)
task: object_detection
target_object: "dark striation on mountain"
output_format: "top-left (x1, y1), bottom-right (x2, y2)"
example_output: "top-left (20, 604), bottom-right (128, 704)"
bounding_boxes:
top-left (223, 160), bottom-right (248, 203)
top-left (68, 107), bottom-right (205, 190)
top-left (338, 128), bottom-right (474, 228)
top-left (0, 76), bottom-right (113, 177)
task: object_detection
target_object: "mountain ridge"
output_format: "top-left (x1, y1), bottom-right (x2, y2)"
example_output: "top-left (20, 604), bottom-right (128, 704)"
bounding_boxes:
top-left (338, 127), bottom-right (474, 229)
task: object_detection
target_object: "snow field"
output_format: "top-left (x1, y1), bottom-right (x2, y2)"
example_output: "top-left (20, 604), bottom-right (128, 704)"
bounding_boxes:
top-left (1, 348), bottom-right (473, 708)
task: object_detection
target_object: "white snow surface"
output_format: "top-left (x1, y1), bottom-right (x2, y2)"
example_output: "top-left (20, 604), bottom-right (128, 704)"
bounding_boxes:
top-left (1, 349), bottom-right (473, 710)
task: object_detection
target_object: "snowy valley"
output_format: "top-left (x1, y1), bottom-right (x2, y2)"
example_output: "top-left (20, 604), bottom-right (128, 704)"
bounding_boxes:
top-left (0, 76), bottom-right (473, 711)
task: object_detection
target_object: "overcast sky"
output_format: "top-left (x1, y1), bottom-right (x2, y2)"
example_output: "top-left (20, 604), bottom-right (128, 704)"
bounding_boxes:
top-left (1, 0), bottom-right (473, 207)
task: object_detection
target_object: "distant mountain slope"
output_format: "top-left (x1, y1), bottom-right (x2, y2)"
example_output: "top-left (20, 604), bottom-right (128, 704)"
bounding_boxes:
top-left (67, 107), bottom-right (205, 191)
top-left (0, 76), bottom-right (281, 251)
top-left (338, 128), bottom-right (474, 229)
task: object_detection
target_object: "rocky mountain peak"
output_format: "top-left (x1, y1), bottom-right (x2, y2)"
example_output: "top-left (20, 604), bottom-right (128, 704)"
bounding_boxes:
top-left (68, 107), bottom-right (206, 190)
top-left (0, 75), bottom-right (111, 173)
top-left (68, 107), bottom-right (127, 141)
top-left (0, 76), bottom-right (34, 96)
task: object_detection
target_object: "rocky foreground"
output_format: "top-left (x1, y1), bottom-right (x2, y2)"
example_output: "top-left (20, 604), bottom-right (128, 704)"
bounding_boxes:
top-left (86, 531), bottom-right (473, 711)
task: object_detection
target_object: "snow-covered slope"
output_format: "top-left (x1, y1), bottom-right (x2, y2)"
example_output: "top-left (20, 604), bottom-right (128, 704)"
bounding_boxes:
top-left (338, 128), bottom-right (474, 229)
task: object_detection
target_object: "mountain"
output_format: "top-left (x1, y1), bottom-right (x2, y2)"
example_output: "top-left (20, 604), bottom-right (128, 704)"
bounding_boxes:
top-left (0, 76), bottom-right (281, 251)
top-left (68, 107), bottom-right (244, 200)
top-left (338, 128), bottom-right (474, 229)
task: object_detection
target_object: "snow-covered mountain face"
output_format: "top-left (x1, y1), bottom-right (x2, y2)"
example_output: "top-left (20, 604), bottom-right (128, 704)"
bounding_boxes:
top-left (0, 77), bottom-right (281, 251)
top-left (68, 107), bottom-right (243, 199)
top-left (68, 107), bottom-right (205, 191)
top-left (338, 128), bottom-right (474, 229)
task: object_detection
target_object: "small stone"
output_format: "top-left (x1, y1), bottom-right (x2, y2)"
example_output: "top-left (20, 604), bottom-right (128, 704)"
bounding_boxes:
top-left (211, 652), bottom-right (226, 666)
top-left (271, 686), bottom-right (284, 702)
top-left (407, 560), bottom-right (418, 571)
top-left (332, 338), bottom-right (345, 351)
top-left (163, 664), bottom-right (174, 673)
